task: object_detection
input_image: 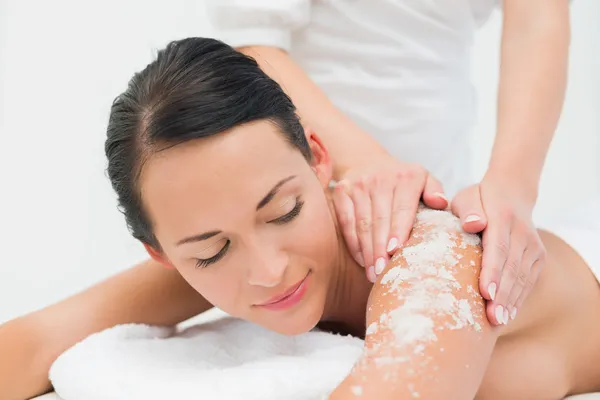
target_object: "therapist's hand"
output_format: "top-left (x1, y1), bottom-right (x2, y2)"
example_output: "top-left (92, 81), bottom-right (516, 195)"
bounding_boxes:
top-left (331, 154), bottom-right (448, 283)
top-left (451, 175), bottom-right (546, 326)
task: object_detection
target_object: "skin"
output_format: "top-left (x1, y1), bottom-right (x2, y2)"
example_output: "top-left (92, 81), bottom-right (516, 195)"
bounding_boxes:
top-left (0, 260), bottom-right (211, 400)
top-left (142, 121), bottom-right (370, 336)
top-left (140, 120), bottom-right (600, 399)
top-left (452, 0), bottom-right (571, 326)
top-left (0, 3), bottom-right (578, 395)
top-left (0, 119), bottom-right (597, 399)
top-left (235, 0), bottom-right (572, 327)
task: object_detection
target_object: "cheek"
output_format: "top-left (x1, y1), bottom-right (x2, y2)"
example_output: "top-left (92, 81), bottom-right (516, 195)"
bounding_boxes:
top-left (296, 195), bottom-right (337, 257)
top-left (175, 267), bottom-right (243, 314)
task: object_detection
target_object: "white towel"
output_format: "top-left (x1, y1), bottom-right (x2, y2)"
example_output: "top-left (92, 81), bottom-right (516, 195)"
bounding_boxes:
top-left (45, 308), bottom-right (600, 400)
top-left (49, 310), bottom-right (364, 400)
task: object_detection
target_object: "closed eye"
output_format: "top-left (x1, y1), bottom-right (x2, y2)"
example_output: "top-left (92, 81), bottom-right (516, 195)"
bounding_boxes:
top-left (195, 240), bottom-right (230, 269)
top-left (268, 198), bottom-right (304, 225)
top-left (195, 198), bottom-right (304, 269)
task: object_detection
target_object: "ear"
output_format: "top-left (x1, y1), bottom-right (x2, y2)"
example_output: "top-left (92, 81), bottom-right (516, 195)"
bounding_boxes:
top-left (143, 243), bottom-right (176, 269)
top-left (305, 128), bottom-right (333, 189)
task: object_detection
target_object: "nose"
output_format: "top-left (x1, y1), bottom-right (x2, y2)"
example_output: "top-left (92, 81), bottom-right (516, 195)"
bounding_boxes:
top-left (246, 242), bottom-right (288, 288)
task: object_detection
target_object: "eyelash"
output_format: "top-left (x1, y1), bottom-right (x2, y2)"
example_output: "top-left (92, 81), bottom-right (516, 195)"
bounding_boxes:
top-left (268, 197), bottom-right (305, 225)
top-left (195, 198), bottom-right (305, 269)
top-left (196, 240), bottom-right (230, 269)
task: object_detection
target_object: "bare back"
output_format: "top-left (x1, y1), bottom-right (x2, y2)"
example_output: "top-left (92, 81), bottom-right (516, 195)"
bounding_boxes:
top-left (478, 230), bottom-right (600, 399)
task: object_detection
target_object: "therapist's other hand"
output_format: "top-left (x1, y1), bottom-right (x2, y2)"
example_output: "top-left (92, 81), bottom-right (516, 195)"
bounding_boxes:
top-left (451, 177), bottom-right (546, 326)
top-left (331, 154), bottom-right (448, 283)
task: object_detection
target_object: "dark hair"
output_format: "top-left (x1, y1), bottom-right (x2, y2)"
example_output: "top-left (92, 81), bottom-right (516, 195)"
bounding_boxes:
top-left (105, 37), bottom-right (310, 249)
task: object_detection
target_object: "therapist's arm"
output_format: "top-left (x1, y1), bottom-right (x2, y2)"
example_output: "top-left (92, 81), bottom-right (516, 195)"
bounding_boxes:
top-left (450, 0), bottom-right (570, 324)
top-left (0, 259), bottom-right (212, 400)
top-left (238, 46), bottom-right (387, 177)
top-left (486, 0), bottom-right (570, 194)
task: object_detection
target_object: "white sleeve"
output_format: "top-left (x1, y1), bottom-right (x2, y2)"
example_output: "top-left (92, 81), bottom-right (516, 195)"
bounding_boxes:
top-left (207, 0), bottom-right (311, 52)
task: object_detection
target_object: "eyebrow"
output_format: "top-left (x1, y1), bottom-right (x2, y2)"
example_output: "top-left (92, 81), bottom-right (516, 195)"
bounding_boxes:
top-left (175, 175), bottom-right (297, 247)
top-left (176, 230), bottom-right (221, 246)
top-left (256, 175), bottom-right (296, 211)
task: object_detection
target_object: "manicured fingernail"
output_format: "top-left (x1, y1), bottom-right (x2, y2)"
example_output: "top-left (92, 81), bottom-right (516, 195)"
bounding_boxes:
top-left (488, 283), bottom-right (497, 301)
top-left (375, 258), bottom-right (386, 274)
top-left (434, 192), bottom-right (448, 202)
top-left (387, 237), bottom-right (399, 252)
top-left (367, 266), bottom-right (377, 283)
top-left (510, 308), bottom-right (518, 320)
top-left (503, 309), bottom-right (509, 324)
top-left (495, 305), bottom-right (505, 325)
top-left (465, 215), bottom-right (481, 223)
top-left (356, 253), bottom-right (364, 267)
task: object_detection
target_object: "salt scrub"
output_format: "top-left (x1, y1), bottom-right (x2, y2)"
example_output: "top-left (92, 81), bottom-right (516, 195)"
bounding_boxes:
top-left (370, 206), bottom-right (484, 364)
top-left (366, 322), bottom-right (378, 335)
top-left (351, 385), bottom-right (363, 396)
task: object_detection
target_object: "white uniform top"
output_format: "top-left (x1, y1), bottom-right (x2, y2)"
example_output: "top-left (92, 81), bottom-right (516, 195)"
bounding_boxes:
top-left (208, 0), bottom-right (499, 197)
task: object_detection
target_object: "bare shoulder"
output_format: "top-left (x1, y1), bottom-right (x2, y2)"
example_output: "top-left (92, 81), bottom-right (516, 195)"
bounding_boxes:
top-left (331, 206), bottom-right (498, 399)
top-left (366, 205), bottom-right (489, 354)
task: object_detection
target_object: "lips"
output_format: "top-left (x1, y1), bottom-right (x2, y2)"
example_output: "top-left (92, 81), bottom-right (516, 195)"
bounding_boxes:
top-left (256, 272), bottom-right (310, 310)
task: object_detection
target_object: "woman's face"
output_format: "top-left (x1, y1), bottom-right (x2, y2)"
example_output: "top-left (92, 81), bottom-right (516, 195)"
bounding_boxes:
top-left (140, 121), bottom-right (340, 335)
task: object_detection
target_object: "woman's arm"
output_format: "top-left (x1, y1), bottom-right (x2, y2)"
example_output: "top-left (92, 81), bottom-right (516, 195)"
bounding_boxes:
top-left (237, 45), bottom-right (387, 177)
top-left (0, 259), bottom-right (212, 400)
top-left (331, 207), bottom-right (501, 399)
top-left (449, 0), bottom-right (571, 329)
top-left (208, 1), bottom-right (387, 176)
top-left (487, 0), bottom-right (570, 195)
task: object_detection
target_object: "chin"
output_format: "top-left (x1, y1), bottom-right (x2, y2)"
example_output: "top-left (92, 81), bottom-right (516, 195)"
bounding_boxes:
top-left (271, 319), bottom-right (320, 336)
top-left (260, 298), bottom-right (324, 336)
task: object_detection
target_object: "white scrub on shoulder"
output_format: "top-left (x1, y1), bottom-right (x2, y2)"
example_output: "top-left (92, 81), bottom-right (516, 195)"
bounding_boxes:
top-left (369, 208), bottom-right (484, 371)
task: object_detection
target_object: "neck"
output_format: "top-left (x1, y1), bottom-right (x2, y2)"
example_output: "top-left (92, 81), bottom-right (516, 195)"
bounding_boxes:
top-left (320, 196), bottom-right (372, 337)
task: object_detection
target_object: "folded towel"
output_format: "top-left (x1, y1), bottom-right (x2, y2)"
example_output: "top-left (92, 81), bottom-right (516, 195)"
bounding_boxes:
top-left (49, 311), bottom-right (363, 400)
top-left (45, 308), bottom-right (600, 400)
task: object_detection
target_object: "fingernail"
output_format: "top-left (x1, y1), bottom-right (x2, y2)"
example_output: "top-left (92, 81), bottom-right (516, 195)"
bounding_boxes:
top-left (495, 305), bottom-right (505, 325)
top-left (488, 282), bottom-right (497, 301)
top-left (367, 266), bottom-right (377, 283)
top-left (356, 253), bottom-right (364, 267)
top-left (386, 238), bottom-right (399, 252)
top-left (375, 258), bottom-right (386, 274)
top-left (465, 215), bottom-right (481, 223)
top-left (503, 309), bottom-right (509, 324)
top-left (510, 308), bottom-right (518, 320)
top-left (434, 192), bottom-right (448, 202)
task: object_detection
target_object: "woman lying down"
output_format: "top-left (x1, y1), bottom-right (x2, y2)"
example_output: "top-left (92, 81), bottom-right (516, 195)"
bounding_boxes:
top-left (3, 37), bottom-right (600, 400)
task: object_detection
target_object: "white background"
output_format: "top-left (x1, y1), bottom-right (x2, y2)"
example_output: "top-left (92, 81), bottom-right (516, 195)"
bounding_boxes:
top-left (0, 1), bottom-right (598, 324)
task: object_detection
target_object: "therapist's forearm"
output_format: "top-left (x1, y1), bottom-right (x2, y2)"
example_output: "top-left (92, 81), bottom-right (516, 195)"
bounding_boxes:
top-left (238, 46), bottom-right (387, 178)
top-left (487, 1), bottom-right (570, 202)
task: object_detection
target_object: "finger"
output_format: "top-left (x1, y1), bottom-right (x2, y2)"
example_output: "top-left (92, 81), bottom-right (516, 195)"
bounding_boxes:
top-left (501, 239), bottom-right (537, 320)
top-left (349, 181), bottom-right (375, 281)
top-left (486, 300), bottom-right (508, 326)
top-left (421, 174), bottom-right (448, 210)
top-left (450, 185), bottom-right (488, 234)
top-left (492, 227), bottom-right (526, 325)
top-left (479, 220), bottom-right (511, 303)
top-left (332, 182), bottom-right (363, 266)
top-left (513, 244), bottom-right (547, 316)
top-left (388, 171), bottom-right (426, 248)
top-left (370, 181), bottom-right (394, 276)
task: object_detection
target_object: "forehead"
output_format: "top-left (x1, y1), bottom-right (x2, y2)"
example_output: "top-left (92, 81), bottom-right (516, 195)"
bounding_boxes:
top-left (142, 120), bottom-right (303, 190)
top-left (139, 121), bottom-right (307, 235)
